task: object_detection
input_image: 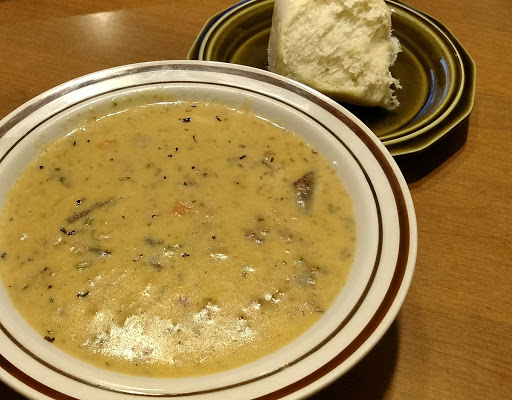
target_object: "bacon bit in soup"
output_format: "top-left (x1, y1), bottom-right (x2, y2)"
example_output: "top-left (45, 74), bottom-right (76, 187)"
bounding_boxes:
top-left (173, 201), bottom-right (192, 216)
top-left (293, 172), bottom-right (316, 213)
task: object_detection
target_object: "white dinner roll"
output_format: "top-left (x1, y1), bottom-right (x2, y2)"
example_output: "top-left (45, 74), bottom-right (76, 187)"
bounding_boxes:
top-left (268, 0), bottom-right (401, 110)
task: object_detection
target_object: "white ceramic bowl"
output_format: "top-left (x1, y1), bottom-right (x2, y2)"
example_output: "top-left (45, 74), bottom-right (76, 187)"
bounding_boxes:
top-left (0, 61), bottom-right (416, 400)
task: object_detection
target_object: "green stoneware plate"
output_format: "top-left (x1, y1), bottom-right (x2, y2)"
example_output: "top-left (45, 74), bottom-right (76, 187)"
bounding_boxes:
top-left (188, 0), bottom-right (476, 156)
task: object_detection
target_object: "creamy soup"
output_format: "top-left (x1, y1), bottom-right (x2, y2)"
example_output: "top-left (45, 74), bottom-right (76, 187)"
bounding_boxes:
top-left (0, 97), bottom-right (356, 377)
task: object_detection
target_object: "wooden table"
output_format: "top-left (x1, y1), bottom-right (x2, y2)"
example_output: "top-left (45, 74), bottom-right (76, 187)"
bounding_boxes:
top-left (0, 0), bottom-right (510, 399)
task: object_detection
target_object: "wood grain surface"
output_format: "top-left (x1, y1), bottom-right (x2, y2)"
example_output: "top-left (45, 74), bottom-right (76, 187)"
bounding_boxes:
top-left (0, 0), bottom-right (510, 399)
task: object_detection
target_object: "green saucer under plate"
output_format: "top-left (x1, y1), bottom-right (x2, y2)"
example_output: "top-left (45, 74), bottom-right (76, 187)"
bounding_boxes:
top-left (188, 0), bottom-right (475, 156)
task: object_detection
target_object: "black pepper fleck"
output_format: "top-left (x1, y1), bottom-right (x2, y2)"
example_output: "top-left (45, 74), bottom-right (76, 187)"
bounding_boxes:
top-left (44, 336), bottom-right (55, 343)
top-left (59, 227), bottom-right (76, 236)
top-left (182, 117), bottom-right (191, 122)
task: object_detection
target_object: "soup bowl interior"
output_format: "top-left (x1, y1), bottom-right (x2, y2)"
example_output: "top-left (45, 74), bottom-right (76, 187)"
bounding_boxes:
top-left (0, 61), bottom-right (416, 400)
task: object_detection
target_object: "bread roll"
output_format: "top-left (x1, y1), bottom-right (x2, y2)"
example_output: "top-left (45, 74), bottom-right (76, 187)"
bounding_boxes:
top-left (268, 0), bottom-right (401, 110)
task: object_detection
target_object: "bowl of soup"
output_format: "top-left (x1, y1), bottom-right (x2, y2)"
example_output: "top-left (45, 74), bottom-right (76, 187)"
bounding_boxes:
top-left (0, 60), bottom-right (416, 399)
